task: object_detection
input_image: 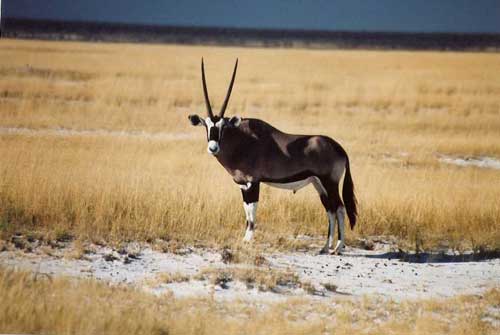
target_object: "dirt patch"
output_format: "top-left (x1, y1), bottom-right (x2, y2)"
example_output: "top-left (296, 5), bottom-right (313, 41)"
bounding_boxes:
top-left (0, 239), bottom-right (498, 302)
top-left (438, 154), bottom-right (500, 170)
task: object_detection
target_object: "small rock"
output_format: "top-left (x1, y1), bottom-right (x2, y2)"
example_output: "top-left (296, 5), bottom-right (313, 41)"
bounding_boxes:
top-left (254, 255), bottom-right (267, 266)
top-left (11, 236), bottom-right (26, 250)
top-left (127, 253), bottom-right (139, 260)
top-left (360, 239), bottom-right (375, 250)
top-left (117, 248), bottom-right (127, 255)
top-left (383, 279), bottom-right (393, 284)
top-left (103, 254), bottom-right (118, 262)
top-left (221, 248), bottom-right (234, 264)
top-left (214, 272), bottom-right (232, 289)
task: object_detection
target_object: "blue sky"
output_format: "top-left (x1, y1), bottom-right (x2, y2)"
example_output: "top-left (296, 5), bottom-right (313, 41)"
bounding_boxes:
top-left (3, 0), bottom-right (500, 33)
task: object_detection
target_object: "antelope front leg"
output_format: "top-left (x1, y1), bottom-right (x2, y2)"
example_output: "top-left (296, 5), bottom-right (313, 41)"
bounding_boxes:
top-left (240, 182), bottom-right (260, 242)
top-left (243, 202), bottom-right (258, 241)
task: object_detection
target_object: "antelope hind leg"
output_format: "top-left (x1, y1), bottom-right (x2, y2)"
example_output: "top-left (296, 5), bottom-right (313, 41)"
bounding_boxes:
top-left (332, 206), bottom-right (346, 254)
top-left (319, 210), bottom-right (336, 254)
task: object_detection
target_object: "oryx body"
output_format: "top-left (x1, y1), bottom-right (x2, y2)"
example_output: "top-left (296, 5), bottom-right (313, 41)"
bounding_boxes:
top-left (189, 59), bottom-right (357, 254)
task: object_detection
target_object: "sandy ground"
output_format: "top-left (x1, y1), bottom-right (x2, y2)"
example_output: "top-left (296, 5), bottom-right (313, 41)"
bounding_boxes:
top-left (438, 154), bottom-right (500, 170)
top-left (1, 237), bottom-right (498, 302)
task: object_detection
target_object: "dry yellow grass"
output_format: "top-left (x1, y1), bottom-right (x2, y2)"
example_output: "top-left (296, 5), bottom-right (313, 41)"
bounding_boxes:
top-left (1, 267), bottom-right (498, 335)
top-left (0, 39), bottom-right (499, 250)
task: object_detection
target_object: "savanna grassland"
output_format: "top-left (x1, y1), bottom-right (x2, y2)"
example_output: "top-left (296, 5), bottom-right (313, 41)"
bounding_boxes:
top-left (0, 38), bottom-right (499, 251)
top-left (1, 39), bottom-right (500, 335)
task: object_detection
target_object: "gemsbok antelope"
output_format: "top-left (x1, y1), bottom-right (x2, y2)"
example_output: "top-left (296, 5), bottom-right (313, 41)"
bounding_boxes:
top-left (189, 59), bottom-right (357, 254)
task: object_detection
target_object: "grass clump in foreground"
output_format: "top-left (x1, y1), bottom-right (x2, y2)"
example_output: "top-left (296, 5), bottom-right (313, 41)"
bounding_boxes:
top-left (0, 267), bottom-right (499, 335)
top-left (195, 267), bottom-right (303, 292)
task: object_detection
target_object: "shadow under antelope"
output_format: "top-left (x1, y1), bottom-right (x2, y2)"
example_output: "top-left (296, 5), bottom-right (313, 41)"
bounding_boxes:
top-left (188, 59), bottom-right (357, 254)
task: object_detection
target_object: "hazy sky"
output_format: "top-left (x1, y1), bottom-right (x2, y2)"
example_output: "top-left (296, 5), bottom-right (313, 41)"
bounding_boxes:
top-left (3, 0), bottom-right (500, 33)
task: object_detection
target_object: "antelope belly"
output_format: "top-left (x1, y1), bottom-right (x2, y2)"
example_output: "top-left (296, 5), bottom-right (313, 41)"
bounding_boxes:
top-left (264, 178), bottom-right (313, 192)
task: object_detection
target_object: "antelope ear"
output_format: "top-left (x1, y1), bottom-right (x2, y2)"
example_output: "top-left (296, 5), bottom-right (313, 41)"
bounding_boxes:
top-left (228, 116), bottom-right (242, 128)
top-left (188, 114), bottom-right (204, 126)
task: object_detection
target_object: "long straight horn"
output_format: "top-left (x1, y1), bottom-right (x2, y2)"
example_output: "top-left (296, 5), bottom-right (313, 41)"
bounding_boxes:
top-left (201, 58), bottom-right (214, 118)
top-left (219, 59), bottom-right (238, 118)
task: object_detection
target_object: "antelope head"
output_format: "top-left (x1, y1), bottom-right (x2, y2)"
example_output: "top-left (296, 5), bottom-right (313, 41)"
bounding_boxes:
top-left (188, 58), bottom-right (241, 155)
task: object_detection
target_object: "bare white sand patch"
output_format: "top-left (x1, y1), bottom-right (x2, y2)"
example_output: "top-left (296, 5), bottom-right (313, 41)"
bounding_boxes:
top-left (269, 247), bottom-right (500, 300)
top-left (1, 241), bottom-right (498, 302)
top-left (438, 154), bottom-right (500, 170)
top-left (0, 126), bottom-right (196, 141)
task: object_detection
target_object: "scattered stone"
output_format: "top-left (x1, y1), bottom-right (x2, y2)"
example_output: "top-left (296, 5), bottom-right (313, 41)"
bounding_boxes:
top-left (26, 235), bottom-right (36, 243)
top-left (127, 252), bottom-right (139, 260)
top-left (254, 255), bottom-right (267, 266)
top-left (103, 254), bottom-right (118, 262)
top-left (117, 247), bottom-right (128, 255)
top-left (11, 236), bottom-right (26, 250)
top-left (174, 247), bottom-right (193, 256)
top-left (214, 272), bottom-right (232, 289)
top-left (55, 231), bottom-right (73, 243)
top-left (302, 282), bottom-right (325, 296)
top-left (221, 248), bottom-right (234, 264)
top-left (47, 240), bottom-right (65, 249)
top-left (323, 283), bottom-right (338, 292)
top-left (359, 239), bottom-right (375, 250)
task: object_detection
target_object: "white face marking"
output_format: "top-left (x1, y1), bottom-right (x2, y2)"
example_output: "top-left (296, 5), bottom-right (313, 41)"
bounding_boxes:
top-left (204, 117), bottom-right (214, 128)
top-left (207, 140), bottom-right (219, 154)
top-left (333, 206), bottom-right (346, 253)
top-left (215, 118), bottom-right (225, 128)
top-left (204, 117), bottom-right (225, 155)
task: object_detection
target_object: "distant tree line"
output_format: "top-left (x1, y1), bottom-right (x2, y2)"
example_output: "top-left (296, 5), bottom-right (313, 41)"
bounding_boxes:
top-left (2, 18), bottom-right (500, 51)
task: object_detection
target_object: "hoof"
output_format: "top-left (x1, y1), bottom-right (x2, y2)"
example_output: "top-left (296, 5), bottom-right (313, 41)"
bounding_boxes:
top-left (318, 247), bottom-right (330, 255)
top-left (332, 243), bottom-right (345, 255)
